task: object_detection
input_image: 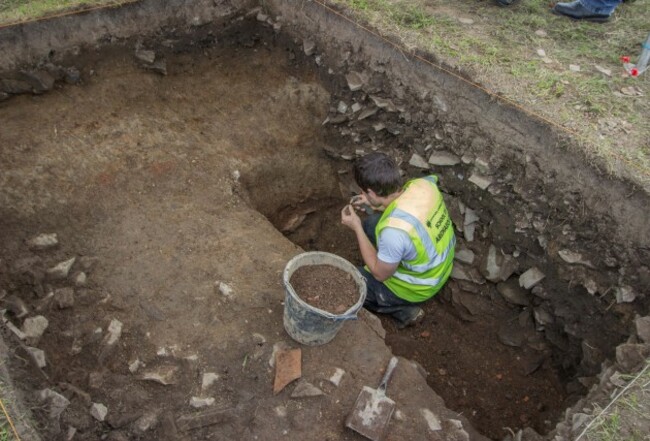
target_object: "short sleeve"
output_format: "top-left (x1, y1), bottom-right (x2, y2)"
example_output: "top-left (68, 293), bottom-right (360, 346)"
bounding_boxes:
top-left (377, 228), bottom-right (417, 264)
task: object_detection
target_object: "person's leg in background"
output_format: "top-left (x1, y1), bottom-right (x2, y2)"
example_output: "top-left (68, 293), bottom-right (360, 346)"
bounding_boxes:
top-left (552, 0), bottom-right (622, 21)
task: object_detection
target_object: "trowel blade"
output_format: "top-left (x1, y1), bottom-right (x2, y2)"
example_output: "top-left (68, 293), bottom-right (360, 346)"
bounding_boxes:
top-left (345, 386), bottom-right (396, 441)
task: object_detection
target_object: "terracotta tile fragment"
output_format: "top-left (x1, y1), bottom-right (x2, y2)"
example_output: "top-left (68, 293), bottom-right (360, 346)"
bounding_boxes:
top-left (273, 348), bottom-right (301, 394)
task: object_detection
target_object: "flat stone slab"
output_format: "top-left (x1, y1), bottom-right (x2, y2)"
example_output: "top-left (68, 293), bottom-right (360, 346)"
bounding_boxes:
top-left (429, 151), bottom-right (460, 166)
top-left (519, 267), bottom-right (545, 289)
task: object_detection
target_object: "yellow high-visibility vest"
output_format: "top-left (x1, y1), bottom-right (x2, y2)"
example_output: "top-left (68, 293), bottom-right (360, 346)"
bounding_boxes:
top-left (376, 175), bottom-right (455, 302)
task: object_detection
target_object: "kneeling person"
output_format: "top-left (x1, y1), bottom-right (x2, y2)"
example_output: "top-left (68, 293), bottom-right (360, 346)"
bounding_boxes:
top-left (341, 153), bottom-right (456, 328)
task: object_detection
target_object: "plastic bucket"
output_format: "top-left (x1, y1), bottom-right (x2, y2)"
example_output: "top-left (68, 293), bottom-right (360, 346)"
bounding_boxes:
top-left (283, 252), bottom-right (367, 346)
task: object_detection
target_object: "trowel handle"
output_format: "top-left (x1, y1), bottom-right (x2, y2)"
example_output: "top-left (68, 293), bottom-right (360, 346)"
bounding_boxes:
top-left (378, 356), bottom-right (399, 395)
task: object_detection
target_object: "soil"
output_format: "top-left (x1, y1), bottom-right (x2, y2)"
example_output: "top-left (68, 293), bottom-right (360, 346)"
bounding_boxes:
top-left (290, 264), bottom-right (359, 314)
top-left (0, 5), bottom-right (645, 441)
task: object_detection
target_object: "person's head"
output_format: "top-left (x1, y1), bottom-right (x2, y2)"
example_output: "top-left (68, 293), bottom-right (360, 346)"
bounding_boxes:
top-left (353, 152), bottom-right (402, 199)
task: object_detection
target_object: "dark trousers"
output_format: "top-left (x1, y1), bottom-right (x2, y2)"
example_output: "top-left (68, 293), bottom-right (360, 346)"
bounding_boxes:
top-left (359, 214), bottom-right (423, 326)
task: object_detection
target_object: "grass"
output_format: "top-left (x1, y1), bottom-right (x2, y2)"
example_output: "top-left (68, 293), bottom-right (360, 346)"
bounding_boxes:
top-left (330, 0), bottom-right (650, 189)
top-left (0, 0), bottom-right (122, 24)
top-left (582, 362), bottom-right (650, 441)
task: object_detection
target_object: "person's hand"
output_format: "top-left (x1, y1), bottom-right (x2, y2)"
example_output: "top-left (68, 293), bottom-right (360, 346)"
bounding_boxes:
top-left (341, 204), bottom-right (362, 231)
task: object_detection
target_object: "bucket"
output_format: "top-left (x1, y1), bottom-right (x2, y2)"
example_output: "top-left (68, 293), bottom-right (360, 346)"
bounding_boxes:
top-left (283, 251), bottom-right (367, 346)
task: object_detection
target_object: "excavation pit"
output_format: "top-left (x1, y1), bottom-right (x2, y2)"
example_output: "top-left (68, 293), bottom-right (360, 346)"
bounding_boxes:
top-left (0, 2), bottom-right (648, 441)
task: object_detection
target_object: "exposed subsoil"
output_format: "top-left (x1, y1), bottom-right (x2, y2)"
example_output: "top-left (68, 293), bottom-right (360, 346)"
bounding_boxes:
top-left (290, 265), bottom-right (359, 314)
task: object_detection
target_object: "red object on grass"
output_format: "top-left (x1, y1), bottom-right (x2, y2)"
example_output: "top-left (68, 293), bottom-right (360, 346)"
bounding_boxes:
top-left (621, 56), bottom-right (630, 63)
top-left (630, 68), bottom-right (639, 77)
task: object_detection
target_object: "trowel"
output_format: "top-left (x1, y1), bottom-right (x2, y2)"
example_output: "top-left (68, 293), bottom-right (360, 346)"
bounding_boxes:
top-left (345, 356), bottom-right (398, 441)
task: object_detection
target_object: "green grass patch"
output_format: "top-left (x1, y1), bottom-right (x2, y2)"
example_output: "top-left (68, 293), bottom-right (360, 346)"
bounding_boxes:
top-left (0, 0), bottom-right (119, 24)
top-left (332, 0), bottom-right (650, 187)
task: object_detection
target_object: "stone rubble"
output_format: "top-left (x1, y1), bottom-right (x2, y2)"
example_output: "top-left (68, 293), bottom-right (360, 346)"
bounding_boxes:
top-left (39, 389), bottom-right (70, 420)
top-left (46, 257), bottom-right (76, 280)
top-left (26, 233), bottom-right (58, 250)
top-left (519, 268), bottom-right (545, 289)
top-left (291, 380), bottom-right (324, 398)
top-left (26, 346), bottom-right (47, 368)
top-left (428, 151), bottom-right (461, 166)
top-left (90, 403), bottom-right (108, 421)
top-left (190, 397), bottom-right (215, 408)
top-left (22, 315), bottom-right (49, 339)
top-left (409, 153), bottom-right (429, 169)
top-left (55, 287), bottom-right (75, 309)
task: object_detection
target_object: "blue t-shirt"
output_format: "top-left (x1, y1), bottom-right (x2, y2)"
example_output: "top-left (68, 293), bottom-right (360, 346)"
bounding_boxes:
top-left (377, 227), bottom-right (417, 264)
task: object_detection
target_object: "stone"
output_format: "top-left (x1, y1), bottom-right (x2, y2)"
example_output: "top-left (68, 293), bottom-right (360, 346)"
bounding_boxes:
top-left (464, 223), bottom-right (476, 242)
top-left (26, 233), bottom-right (58, 250)
top-left (443, 419), bottom-right (469, 441)
top-left (90, 403), bottom-right (108, 421)
top-left (519, 268), bottom-right (545, 289)
top-left (454, 248), bottom-right (475, 265)
top-left (615, 286), bottom-right (636, 303)
top-left (256, 12), bottom-right (268, 21)
top-left (39, 389), bottom-right (70, 420)
top-left (569, 64), bottom-right (581, 72)
top-left (47, 257), bottom-right (76, 280)
top-left (369, 95), bottom-right (396, 111)
top-left (66, 426), bottom-right (77, 440)
top-left (303, 39), bottom-right (316, 56)
top-left (74, 272), bottom-right (87, 286)
top-left (337, 101), bottom-right (348, 114)
top-left (533, 307), bottom-right (554, 326)
top-left (133, 412), bottom-right (159, 435)
top-left (428, 151), bottom-right (460, 166)
top-left (409, 153), bottom-right (429, 169)
top-left (481, 245), bottom-right (518, 283)
top-left (497, 279), bottom-right (529, 306)
top-left (202, 372), bottom-right (220, 390)
top-left (22, 315), bottom-right (49, 339)
top-left (291, 380), bottom-right (324, 398)
top-left (468, 173), bottom-right (492, 190)
top-left (128, 359), bottom-right (142, 373)
top-left (345, 71), bottom-right (365, 91)
top-left (451, 265), bottom-right (485, 284)
top-left (64, 67), bottom-right (81, 84)
top-left (145, 60), bottom-right (167, 76)
top-left (535, 29), bottom-right (548, 37)
top-left (458, 17), bottom-right (474, 24)
top-left (142, 365), bottom-right (178, 385)
top-left (420, 408), bottom-right (442, 431)
top-left (327, 367), bottom-right (345, 386)
top-left (55, 287), bottom-right (75, 309)
top-left (4, 295), bottom-right (29, 318)
top-left (104, 319), bottom-right (123, 346)
top-left (616, 343), bottom-right (650, 373)
top-left (537, 48), bottom-right (547, 57)
top-left (0, 78), bottom-right (32, 94)
top-left (558, 249), bottom-right (594, 268)
top-left (572, 413), bottom-right (589, 433)
top-left (217, 282), bottom-right (234, 298)
top-left (594, 65), bottom-right (612, 77)
top-left (190, 397), bottom-right (215, 408)
top-left (357, 107), bottom-right (378, 120)
top-left (635, 316), bottom-right (650, 343)
top-left (20, 70), bottom-right (55, 93)
top-left (351, 102), bottom-right (362, 113)
top-left (26, 346), bottom-right (47, 368)
top-left (464, 208), bottom-right (479, 226)
top-left (497, 323), bottom-right (524, 347)
top-left (135, 49), bottom-right (156, 64)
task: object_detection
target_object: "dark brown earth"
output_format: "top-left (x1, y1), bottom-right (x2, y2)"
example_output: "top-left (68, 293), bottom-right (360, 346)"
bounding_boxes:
top-left (290, 264), bottom-right (359, 314)
top-left (273, 201), bottom-right (568, 439)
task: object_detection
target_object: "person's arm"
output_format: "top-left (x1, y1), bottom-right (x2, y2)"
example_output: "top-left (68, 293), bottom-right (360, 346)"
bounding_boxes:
top-left (341, 205), bottom-right (399, 281)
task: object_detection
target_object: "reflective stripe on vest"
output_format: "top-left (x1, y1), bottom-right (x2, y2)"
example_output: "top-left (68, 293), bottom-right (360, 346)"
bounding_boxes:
top-left (376, 176), bottom-right (455, 301)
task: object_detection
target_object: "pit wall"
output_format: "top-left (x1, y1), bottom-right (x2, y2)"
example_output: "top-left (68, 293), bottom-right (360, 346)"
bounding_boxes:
top-left (0, 0), bottom-right (254, 71)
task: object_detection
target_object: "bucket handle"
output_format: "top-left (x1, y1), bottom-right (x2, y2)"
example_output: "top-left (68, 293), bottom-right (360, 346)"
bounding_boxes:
top-left (332, 311), bottom-right (360, 321)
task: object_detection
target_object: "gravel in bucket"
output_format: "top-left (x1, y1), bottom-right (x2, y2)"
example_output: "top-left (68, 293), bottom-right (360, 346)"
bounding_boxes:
top-left (290, 264), bottom-right (360, 314)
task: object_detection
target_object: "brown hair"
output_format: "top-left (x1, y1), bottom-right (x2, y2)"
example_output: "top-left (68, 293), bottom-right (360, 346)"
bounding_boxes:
top-left (353, 152), bottom-right (402, 196)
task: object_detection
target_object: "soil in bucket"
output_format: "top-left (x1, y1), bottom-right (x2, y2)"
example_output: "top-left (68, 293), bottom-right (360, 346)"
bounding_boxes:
top-left (290, 264), bottom-right (360, 314)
